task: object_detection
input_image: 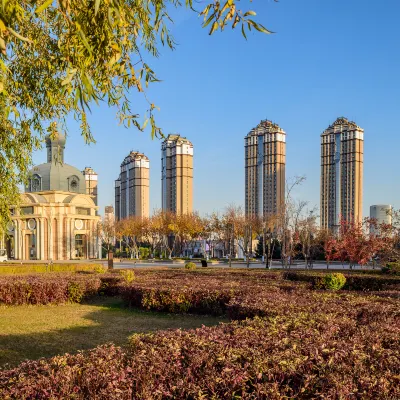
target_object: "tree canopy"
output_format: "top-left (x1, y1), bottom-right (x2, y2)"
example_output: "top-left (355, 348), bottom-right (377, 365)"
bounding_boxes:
top-left (0, 0), bottom-right (273, 229)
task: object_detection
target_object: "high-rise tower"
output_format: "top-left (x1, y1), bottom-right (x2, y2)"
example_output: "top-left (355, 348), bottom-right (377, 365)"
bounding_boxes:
top-left (82, 167), bottom-right (98, 206)
top-left (161, 134), bottom-right (193, 214)
top-left (115, 151), bottom-right (150, 220)
top-left (320, 117), bottom-right (364, 230)
top-left (245, 119), bottom-right (286, 217)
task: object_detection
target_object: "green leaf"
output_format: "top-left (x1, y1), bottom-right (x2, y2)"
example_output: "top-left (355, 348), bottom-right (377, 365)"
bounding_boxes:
top-left (241, 23), bottom-right (247, 40)
top-left (209, 21), bottom-right (218, 35)
top-left (95, 0), bottom-right (101, 15)
top-left (244, 11), bottom-right (256, 17)
top-left (203, 13), bottom-right (215, 28)
top-left (35, 0), bottom-right (53, 15)
top-left (254, 23), bottom-right (274, 34)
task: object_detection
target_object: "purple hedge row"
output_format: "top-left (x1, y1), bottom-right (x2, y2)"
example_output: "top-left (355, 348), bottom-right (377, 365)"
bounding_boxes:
top-left (0, 274), bottom-right (102, 305)
top-left (1, 307), bottom-right (399, 399)
top-left (282, 270), bottom-right (400, 291)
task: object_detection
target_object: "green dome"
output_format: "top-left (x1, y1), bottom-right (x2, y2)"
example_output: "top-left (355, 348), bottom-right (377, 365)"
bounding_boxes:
top-left (27, 162), bottom-right (85, 193)
top-left (26, 132), bottom-right (85, 194)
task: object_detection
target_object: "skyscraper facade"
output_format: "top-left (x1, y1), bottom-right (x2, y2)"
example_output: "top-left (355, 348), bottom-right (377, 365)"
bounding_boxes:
top-left (161, 134), bottom-right (193, 214)
top-left (115, 151), bottom-right (150, 220)
top-left (370, 205), bottom-right (392, 234)
top-left (82, 167), bottom-right (98, 206)
top-left (245, 119), bottom-right (286, 217)
top-left (320, 117), bottom-right (364, 230)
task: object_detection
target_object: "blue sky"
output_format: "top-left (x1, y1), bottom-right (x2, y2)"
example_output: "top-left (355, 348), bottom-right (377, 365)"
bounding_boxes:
top-left (32, 0), bottom-right (400, 217)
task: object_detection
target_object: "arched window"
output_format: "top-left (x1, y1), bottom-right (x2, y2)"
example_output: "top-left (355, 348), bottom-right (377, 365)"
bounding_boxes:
top-left (29, 174), bottom-right (42, 192)
top-left (68, 176), bottom-right (80, 193)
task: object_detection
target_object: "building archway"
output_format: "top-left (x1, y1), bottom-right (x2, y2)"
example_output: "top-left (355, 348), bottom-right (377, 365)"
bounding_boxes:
top-left (75, 234), bottom-right (87, 258)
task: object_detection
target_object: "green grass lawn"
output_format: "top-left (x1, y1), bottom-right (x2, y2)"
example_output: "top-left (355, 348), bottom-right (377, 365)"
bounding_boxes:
top-left (0, 297), bottom-right (226, 368)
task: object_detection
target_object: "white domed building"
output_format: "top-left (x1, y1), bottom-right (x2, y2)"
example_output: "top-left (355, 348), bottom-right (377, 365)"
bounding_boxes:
top-left (5, 134), bottom-right (100, 260)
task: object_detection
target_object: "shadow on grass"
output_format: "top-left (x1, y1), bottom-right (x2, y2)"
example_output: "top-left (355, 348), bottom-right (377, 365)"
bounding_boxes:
top-left (0, 296), bottom-right (227, 368)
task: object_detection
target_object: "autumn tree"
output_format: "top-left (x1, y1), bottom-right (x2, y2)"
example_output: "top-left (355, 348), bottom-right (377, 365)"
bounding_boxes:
top-left (115, 215), bottom-right (148, 259)
top-left (96, 218), bottom-right (115, 254)
top-left (324, 218), bottom-right (393, 269)
top-left (276, 176), bottom-right (306, 268)
top-left (0, 0), bottom-right (274, 230)
top-left (294, 208), bottom-right (319, 268)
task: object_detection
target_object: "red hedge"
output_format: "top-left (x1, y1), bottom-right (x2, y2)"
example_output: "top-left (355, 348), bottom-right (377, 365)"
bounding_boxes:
top-left (0, 274), bottom-right (102, 305)
top-left (1, 308), bottom-right (399, 399)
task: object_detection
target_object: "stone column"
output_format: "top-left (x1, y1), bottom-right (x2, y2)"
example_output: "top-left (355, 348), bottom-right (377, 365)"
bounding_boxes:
top-left (70, 219), bottom-right (75, 259)
top-left (57, 217), bottom-right (63, 260)
top-left (13, 220), bottom-right (18, 260)
top-left (48, 217), bottom-right (53, 261)
top-left (66, 217), bottom-right (70, 260)
top-left (35, 219), bottom-right (40, 260)
top-left (39, 217), bottom-right (43, 260)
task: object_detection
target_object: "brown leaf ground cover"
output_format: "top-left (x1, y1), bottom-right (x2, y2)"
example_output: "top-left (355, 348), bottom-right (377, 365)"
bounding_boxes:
top-left (0, 268), bottom-right (399, 399)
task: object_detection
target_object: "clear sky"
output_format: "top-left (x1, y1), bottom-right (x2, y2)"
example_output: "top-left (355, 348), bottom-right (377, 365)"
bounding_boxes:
top-left (31, 0), bottom-right (400, 217)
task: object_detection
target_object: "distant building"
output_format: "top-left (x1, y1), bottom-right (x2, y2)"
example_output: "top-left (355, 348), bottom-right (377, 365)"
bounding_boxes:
top-left (5, 133), bottom-right (100, 260)
top-left (245, 119), bottom-right (286, 217)
top-left (82, 167), bottom-right (98, 206)
top-left (320, 117), bottom-right (364, 230)
top-left (370, 205), bottom-right (392, 234)
top-left (115, 151), bottom-right (150, 220)
top-left (161, 134), bottom-right (193, 215)
top-left (104, 205), bottom-right (115, 224)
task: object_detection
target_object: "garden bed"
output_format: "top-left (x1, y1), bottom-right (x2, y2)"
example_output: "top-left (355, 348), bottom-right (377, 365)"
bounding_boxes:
top-left (0, 268), bottom-right (399, 399)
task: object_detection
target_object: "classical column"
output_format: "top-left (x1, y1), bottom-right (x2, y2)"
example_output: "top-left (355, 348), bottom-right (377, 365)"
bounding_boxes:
top-left (40, 218), bottom-right (45, 260)
top-left (66, 217), bottom-right (70, 260)
top-left (48, 217), bottom-right (53, 261)
top-left (57, 217), bottom-right (63, 260)
top-left (70, 219), bottom-right (75, 259)
top-left (35, 219), bottom-right (40, 260)
top-left (14, 220), bottom-right (19, 260)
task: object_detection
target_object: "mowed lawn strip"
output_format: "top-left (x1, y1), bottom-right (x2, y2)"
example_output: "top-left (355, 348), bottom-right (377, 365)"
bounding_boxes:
top-left (0, 296), bottom-right (226, 367)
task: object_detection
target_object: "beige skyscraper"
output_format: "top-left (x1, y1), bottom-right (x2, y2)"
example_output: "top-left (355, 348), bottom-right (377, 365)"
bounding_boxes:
top-left (115, 151), bottom-right (150, 220)
top-left (82, 167), bottom-right (98, 206)
top-left (245, 119), bottom-right (286, 217)
top-left (320, 117), bottom-right (364, 230)
top-left (161, 134), bottom-right (193, 214)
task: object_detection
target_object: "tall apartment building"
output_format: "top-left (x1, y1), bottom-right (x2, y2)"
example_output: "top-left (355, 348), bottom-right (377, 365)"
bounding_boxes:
top-left (104, 205), bottom-right (115, 224)
top-left (245, 119), bottom-right (286, 217)
top-left (115, 151), bottom-right (150, 220)
top-left (320, 117), bottom-right (364, 230)
top-left (161, 134), bottom-right (193, 214)
top-left (82, 167), bottom-right (98, 205)
top-left (370, 205), bottom-right (392, 234)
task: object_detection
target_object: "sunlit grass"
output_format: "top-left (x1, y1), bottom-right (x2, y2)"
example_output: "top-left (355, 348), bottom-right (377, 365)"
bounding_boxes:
top-left (0, 296), bottom-right (226, 367)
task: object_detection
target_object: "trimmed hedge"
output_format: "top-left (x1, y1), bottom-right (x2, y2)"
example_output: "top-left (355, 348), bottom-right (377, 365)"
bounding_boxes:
top-left (120, 285), bottom-right (237, 314)
top-left (0, 274), bottom-right (102, 305)
top-left (282, 270), bottom-right (400, 291)
top-left (1, 308), bottom-right (399, 399)
top-left (0, 263), bottom-right (104, 275)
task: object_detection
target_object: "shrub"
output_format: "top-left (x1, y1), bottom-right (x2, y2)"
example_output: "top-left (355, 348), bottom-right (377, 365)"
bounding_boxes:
top-left (119, 269), bottom-right (135, 284)
top-left (382, 262), bottom-right (400, 275)
top-left (0, 263), bottom-right (104, 275)
top-left (2, 307), bottom-right (399, 399)
top-left (282, 271), bottom-right (400, 291)
top-left (184, 262), bottom-right (196, 270)
top-left (0, 274), bottom-right (101, 305)
top-left (139, 247), bottom-right (150, 259)
top-left (67, 282), bottom-right (85, 303)
top-left (93, 265), bottom-right (107, 274)
top-left (98, 275), bottom-right (124, 296)
top-left (323, 273), bottom-right (346, 290)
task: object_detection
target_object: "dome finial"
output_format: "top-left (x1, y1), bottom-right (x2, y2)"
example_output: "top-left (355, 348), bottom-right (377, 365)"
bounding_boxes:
top-left (45, 132), bottom-right (66, 163)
